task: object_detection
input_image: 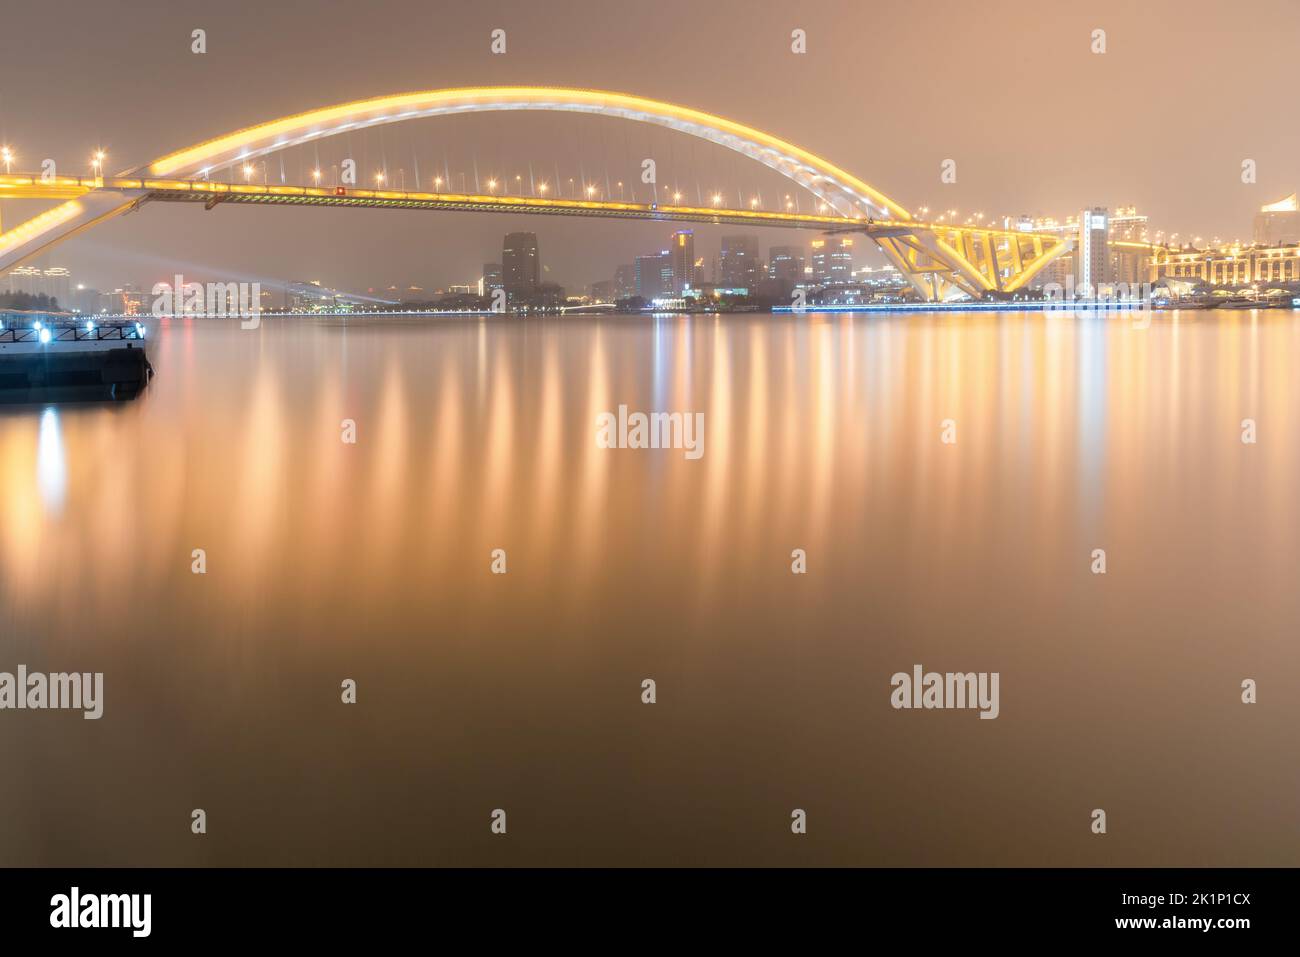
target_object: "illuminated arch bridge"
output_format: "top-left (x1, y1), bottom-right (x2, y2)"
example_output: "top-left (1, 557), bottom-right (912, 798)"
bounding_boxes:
top-left (0, 87), bottom-right (1072, 302)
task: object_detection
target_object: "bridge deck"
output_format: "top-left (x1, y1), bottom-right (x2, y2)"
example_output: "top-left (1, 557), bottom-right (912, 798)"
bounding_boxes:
top-left (149, 187), bottom-right (860, 230)
top-left (1, 173), bottom-right (862, 231)
top-left (0, 173), bottom-right (1152, 244)
top-left (0, 172), bottom-right (1162, 301)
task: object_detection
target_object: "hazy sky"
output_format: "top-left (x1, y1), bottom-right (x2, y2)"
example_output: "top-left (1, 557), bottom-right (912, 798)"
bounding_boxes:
top-left (2, 0), bottom-right (1297, 295)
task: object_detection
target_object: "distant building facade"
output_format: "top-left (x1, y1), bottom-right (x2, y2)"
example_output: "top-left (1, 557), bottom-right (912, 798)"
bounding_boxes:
top-left (768, 245), bottom-right (806, 282)
top-left (1078, 207), bottom-right (1112, 294)
top-left (1254, 194), bottom-right (1300, 246)
top-left (5, 264), bottom-right (73, 306)
top-left (634, 252), bottom-right (673, 300)
top-left (811, 237), bottom-right (854, 284)
top-left (719, 234), bottom-right (761, 289)
top-left (614, 264), bottom-right (637, 300)
top-left (1160, 243), bottom-right (1300, 285)
top-left (669, 230), bottom-right (696, 292)
top-left (502, 232), bottom-right (540, 300)
top-left (480, 262), bottom-right (504, 297)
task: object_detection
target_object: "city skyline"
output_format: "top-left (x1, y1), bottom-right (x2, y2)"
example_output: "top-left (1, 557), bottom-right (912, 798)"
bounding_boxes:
top-left (15, 187), bottom-right (1299, 314)
top-left (2, 0), bottom-right (1298, 294)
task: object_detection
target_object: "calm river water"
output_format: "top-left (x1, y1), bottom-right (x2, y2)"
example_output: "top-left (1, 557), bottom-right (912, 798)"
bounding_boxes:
top-left (1, 311), bottom-right (1296, 865)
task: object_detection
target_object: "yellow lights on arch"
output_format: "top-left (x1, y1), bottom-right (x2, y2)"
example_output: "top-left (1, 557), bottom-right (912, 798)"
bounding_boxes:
top-left (1, 86), bottom-right (1081, 299)
top-left (146, 86), bottom-right (914, 222)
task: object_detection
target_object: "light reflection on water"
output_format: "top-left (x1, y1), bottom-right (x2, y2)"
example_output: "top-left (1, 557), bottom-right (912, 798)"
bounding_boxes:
top-left (37, 408), bottom-right (66, 516)
top-left (0, 311), bottom-right (1296, 867)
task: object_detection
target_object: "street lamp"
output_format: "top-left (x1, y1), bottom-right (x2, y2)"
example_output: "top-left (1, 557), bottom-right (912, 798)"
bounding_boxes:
top-left (311, 168), bottom-right (322, 184)
top-left (243, 163), bottom-right (255, 182)
top-left (375, 171), bottom-right (385, 186)
top-left (91, 149), bottom-right (106, 180)
top-left (0, 146), bottom-right (12, 173)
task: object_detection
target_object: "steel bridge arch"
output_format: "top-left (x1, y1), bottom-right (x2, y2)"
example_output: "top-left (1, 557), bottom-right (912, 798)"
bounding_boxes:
top-left (144, 86), bottom-right (912, 221)
top-left (1, 87), bottom-right (1076, 299)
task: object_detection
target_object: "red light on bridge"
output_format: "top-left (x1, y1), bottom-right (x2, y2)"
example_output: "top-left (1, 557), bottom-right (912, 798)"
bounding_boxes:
top-left (335, 187), bottom-right (346, 196)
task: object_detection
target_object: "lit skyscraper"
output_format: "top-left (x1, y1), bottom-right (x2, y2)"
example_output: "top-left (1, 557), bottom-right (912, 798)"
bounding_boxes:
top-left (43, 267), bottom-right (72, 307)
top-left (6, 265), bottom-right (73, 306)
top-left (768, 245), bottom-right (806, 282)
top-left (5, 265), bottom-right (44, 296)
top-left (502, 232), bottom-right (540, 299)
top-left (720, 234), bottom-right (761, 289)
top-left (1079, 208), bottom-right (1111, 295)
top-left (811, 237), bottom-right (854, 284)
top-left (669, 230), bottom-right (695, 292)
top-left (614, 264), bottom-right (637, 300)
top-left (634, 252), bottom-right (672, 300)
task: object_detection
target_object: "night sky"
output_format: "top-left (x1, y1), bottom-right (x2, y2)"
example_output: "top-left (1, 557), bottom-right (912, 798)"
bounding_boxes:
top-left (2, 0), bottom-right (1296, 295)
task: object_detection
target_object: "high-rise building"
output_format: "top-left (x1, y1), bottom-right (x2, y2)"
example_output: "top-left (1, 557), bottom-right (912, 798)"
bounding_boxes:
top-left (634, 252), bottom-right (672, 300)
top-left (614, 264), bottom-right (637, 300)
top-left (811, 237), bottom-right (854, 284)
top-left (669, 230), bottom-right (696, 292)
top-left (589, 280), bottom-right (616, 302)
top-left (1108, 206), bottom-right (1149, 242)
top-left (502, 232), bottom-right (540, 299)
top-left (5, 265), bottom-right (44, 297)
top-left (480, 263), bottom-right (504, 297)
top-left (719, 234), bottom-right (761, 289)
top-left (1108, 206), bottom-right (1151, 286)
top-left (1026, 207), bottom-right (1154, 291)
top-left (811, 240), bottom-right (828, 282)
top-left (42, 267), bottom-right (71, 308)
top-left (5, 264), bottom-right (72, 306)
top-left (1253, 194), bottom-right (1300, 246)
top-left (1079, 207), bottom-right (1112, 294)
top-left (768, 245), bottom-right (806, 282)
